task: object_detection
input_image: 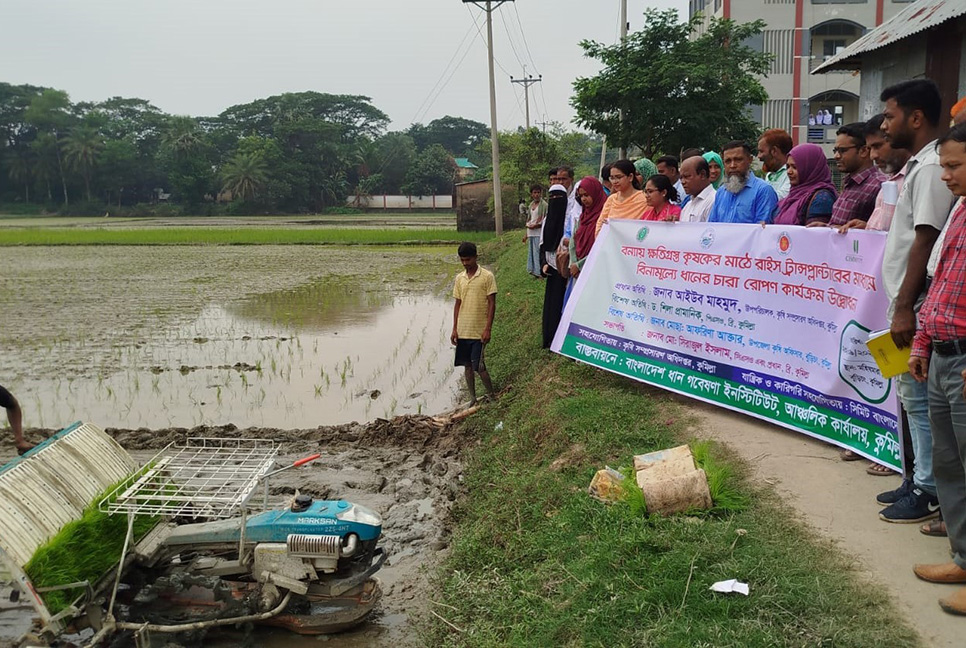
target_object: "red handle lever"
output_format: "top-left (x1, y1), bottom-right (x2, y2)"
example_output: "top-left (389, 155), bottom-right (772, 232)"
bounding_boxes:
top-left (293, 453), bottom-right (321, 468)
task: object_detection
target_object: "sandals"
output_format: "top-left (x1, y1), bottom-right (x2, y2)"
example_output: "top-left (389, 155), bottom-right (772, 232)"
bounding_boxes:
top-left (921, 518), bottom-right (947, 537)
top-left (840, 449), bottom-right (896, 476)
top-left (866, 462), bottom-right (895, 476)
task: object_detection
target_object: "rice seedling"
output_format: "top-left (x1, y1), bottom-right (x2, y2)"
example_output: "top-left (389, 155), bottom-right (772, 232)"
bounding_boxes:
top-left (24, 471), bottom-right (160, 614)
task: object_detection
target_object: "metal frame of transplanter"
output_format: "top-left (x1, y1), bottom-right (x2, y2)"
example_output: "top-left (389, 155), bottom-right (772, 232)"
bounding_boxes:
top-left (94, 437), bottom-right (280, 632)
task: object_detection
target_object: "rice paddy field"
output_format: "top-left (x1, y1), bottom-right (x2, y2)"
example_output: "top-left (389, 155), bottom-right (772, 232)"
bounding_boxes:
top-left (0, 216), bottom-right (488, 647)
top-left (0, 230), bottom-right (476, 430)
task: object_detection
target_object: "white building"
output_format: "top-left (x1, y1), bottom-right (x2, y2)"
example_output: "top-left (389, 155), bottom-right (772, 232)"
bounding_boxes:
top-left (689, 0), bottom-right (915, 154)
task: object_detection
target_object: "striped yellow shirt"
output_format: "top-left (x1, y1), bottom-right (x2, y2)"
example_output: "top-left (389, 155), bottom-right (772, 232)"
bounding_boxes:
top-left (453, 266), bottom-right (497, 339)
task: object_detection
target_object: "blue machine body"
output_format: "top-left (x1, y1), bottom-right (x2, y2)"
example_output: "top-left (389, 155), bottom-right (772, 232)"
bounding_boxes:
top-left (163, 500), bottom-right (382, 547)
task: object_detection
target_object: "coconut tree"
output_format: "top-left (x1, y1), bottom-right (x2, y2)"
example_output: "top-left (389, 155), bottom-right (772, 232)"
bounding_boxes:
top-left (24, 89), bottom-right (73, 205)
top-left (5, 147), bottom-right (33, 202)
top-left (63, 125), bottom-right (103, 201)
top-left (162, 115), bottom-right (203, 158)
top-left (220, 151), bottom-right (268, 202)
top-left (29, 133), bottom-right (60, 202)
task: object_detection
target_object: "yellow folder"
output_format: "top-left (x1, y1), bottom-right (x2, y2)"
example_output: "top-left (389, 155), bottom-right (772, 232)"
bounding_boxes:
top-left (865, 329), bottom-right (911, 379)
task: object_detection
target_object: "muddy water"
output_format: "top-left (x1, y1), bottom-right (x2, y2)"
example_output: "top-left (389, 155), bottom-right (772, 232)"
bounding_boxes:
top-left (0, 420), bottom-right (464, 648)
top-left (0, 245), bottom-right (475, 647)
top-left (1, 246), bottom-right (464, 430)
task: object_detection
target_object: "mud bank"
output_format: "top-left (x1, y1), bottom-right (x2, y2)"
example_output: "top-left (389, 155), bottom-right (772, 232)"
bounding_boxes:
top-left (4, 412), bottom-right (472, 647)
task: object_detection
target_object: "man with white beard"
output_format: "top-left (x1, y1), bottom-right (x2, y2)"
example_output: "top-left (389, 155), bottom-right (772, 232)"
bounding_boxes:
top-left (707, 140), bottom-right (778, 224)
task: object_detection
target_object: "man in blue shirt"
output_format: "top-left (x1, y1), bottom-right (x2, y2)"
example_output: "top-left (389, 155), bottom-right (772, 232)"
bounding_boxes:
top-left (708, 141), bottom-right (778, 224)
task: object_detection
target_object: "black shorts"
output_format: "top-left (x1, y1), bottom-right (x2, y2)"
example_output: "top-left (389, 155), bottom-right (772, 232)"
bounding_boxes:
top-left (0, 385), bottom-right (13, 410)
top-left (454, 339), bottom-right (486, 371)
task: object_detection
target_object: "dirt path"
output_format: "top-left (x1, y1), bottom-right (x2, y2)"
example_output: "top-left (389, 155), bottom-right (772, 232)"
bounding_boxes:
top-left (686, 399), bottom-right (959, 648)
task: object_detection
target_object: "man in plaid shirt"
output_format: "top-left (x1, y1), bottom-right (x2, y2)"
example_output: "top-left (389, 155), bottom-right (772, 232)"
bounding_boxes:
top-left (908, 122), bottom-right (966, 615)
top-left (827, 122), bottom-right (886, 227)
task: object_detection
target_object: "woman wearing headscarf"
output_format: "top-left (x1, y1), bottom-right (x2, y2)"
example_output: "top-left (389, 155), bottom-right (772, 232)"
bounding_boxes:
top-left (702, 151), bottom-right (724, 189)
top-left (594, 159), bottom-right (648, 239)
top-left (773, 143), bottom-right (837, 226)
top-left (540, 184), bottom-right (569, 348)
top-left (633, 157), bottom-right (658, 189)
top-left (567, 176), bottom-right (607, 280)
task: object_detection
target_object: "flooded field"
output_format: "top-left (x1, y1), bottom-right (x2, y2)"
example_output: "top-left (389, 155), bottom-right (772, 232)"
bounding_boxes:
top-left (0, 242), bottom-right (477, 647)
top-left (1, 245), bottom-right (464, 430)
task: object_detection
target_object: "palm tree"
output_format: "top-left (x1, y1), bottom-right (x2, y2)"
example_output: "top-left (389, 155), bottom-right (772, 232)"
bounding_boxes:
top-left (30, 133), bottom-right (59, 203)
top-left (162, 115), bottom-right (203, 158)
top-left (63, 125), bottom-right (104, 201)
top-left (5, 147), bottom-right (34, 202)
top-left (220, 151), bottom-right (268, 202)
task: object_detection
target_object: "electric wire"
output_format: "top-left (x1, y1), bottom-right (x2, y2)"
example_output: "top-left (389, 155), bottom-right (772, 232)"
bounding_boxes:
top-left (500, 9), bottom-right (527, 71)
top-left (410, 21), bottom-right (477, 126)
top-left (372, 21), bottom-right (478, 176)
top-left (512, 4), bottom-right (540, 75)
top-left (465, 4), bottom-right (524, 125)
top-left (465, 4), bottom-right (514, 78)
top-left (507, 3), bottom-right (547, 121)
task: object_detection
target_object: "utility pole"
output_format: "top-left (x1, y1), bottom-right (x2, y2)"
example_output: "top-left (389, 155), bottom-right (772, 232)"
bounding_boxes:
top-left (463, 0), bottom-right (513, 236)
top-left (536, 117), bottom-right (550, 134)
top-left (599, 135), bottom-right (608, 175)
top-left (510, 66), bottom-right (542, 129)
top-left (618, 0), bottom-right (628, 159)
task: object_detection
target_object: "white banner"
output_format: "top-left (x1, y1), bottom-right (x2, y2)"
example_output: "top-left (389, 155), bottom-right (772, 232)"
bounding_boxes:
top-left (553, 220), bottom-right (902, 469)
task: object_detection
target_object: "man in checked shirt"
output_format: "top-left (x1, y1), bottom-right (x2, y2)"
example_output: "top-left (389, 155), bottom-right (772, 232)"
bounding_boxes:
top-left (908, 122), bottom-right (966, 615)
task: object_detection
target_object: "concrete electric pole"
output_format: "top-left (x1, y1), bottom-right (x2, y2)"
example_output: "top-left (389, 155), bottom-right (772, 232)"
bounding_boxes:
top-left (510, 67), bottom-right (542, 130)
top-left (463, 0), bottom-right (513, 236)
top-left (619, 0), bottom-right (628, 159)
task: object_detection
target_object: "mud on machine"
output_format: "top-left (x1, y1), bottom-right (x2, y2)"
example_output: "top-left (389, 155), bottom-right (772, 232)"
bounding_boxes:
top-left (0, 421), bottom-right (386, 646)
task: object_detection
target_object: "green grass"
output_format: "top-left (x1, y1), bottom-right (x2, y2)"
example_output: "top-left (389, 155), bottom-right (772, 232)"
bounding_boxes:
top-left (419, 235), bottom-right (920, 647)
top-left (0, 227), bottom-right (496, 246)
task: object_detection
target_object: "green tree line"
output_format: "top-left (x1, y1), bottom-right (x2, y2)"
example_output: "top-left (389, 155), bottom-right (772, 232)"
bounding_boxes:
top-left (0, 85), bottom-right (496, 215)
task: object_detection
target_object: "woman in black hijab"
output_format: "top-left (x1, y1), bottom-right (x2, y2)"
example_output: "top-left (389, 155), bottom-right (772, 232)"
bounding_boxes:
top-left (541, 184), bottom-right (568, 348)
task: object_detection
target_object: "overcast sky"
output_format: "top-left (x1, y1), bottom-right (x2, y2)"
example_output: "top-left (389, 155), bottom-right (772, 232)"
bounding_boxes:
top-left (1, 0), bottom-right (689, 132)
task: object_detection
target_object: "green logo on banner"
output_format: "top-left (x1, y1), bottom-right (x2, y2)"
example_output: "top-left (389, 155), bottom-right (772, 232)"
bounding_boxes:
top-left (637, 226), bottom-right (649, 241)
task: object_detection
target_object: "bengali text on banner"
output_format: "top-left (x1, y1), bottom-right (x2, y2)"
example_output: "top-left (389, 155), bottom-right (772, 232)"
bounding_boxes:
top-left (551, 220), bottom-right (902, 470)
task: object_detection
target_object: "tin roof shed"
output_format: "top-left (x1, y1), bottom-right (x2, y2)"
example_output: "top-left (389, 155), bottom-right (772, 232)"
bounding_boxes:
top-left (812, 0), bottom-right (966, 74)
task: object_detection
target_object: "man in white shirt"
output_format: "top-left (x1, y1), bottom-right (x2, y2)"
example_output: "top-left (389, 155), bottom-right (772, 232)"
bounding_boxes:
top-left (554, 166), bottom-right (582, 239)
top-left (657, 156), bottom-right (685, 204)
top-left (679, 156), bottom-right (716, 223)
top-left (875, 79), bottom-right (956, 531)
top-left (757, 129), bottom-right (792, 200)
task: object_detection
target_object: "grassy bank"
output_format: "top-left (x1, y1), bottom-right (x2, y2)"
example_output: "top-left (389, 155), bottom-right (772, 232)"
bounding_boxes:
top-left (0, 227), bottom-right (494, 246)
top-left (421, 234), bottom-right (919, 647)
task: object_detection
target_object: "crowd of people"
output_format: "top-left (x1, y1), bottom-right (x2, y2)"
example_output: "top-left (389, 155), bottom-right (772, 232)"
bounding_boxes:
top-left (519, 78), bottom-right (966, 616)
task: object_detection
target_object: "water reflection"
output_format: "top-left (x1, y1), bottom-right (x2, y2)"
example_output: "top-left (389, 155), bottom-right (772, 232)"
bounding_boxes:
top-left (231, 277), bottom-right (396, 330)
top-left (15, 289), bottom-right (461, 430)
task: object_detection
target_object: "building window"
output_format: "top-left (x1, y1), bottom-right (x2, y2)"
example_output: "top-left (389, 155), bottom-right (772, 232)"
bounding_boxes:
top-left (823, 39), bottom-right (847, 58)
top-left (714, 0), bottom-right (722, 11)
top-left (811, 0), bottom-right (867, 4)
top-left (763, 30), bottom-right (795, 74)
top-left (689, 0), bottom-right (707, 16)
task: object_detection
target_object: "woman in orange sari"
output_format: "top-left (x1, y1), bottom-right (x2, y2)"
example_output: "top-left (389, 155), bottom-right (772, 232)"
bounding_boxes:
top-left (594, 159), bottom-right (648, 239)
